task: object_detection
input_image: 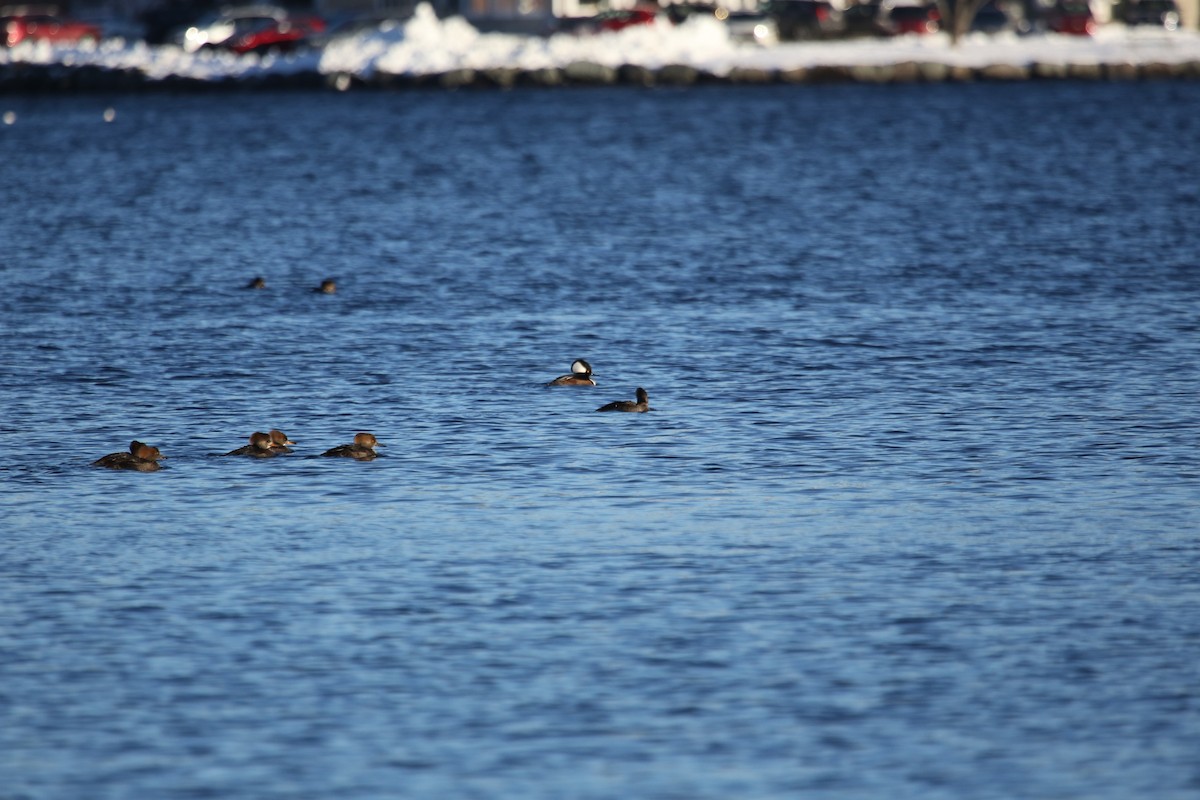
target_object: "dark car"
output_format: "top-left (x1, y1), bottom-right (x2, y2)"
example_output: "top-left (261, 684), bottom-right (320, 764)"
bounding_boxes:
top-left (1123, 0), bottom-right (1180, 28)
top-left (970, 1), bottom-right (1016, 33)
top-left (880, 2), bottom-right (940, 34)
top-left (764, 0), bottom-right (844, 40)
top-left (841, 1), bottom-right (888, 37)
top-left (1046, 0), bottom-right (1095, 34)
top-left (3, 12), bottom-right (102, 46)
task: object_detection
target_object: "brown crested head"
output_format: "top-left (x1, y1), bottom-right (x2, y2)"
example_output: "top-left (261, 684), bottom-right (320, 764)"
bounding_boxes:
top-left (269, 429), bottom-right (295, 447)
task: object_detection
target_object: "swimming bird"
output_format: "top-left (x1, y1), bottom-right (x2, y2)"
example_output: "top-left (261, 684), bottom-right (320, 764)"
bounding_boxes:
top-left (268, 429), bottom-right (296, 453)
top-left (93, 441), bottom-right (165, 471)
top-left (596, 387), bottom-right (652, 413)
top-left (321, 432), bottom-right (382, 460)
top-left (547, 359), bottom-right (596, 387)
top-left (224, 432), bottom-right (280, 457)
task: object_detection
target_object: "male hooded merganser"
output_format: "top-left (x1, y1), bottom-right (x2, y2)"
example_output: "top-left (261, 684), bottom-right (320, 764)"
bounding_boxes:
top-left (596, 387), bottom-right (652, 413)
top-left (315, 279), bottom-right (336, 294)
top-left (321, 432), bottom-right (381, 460)
top-left (245, 276), bottom-right (266, 289)
top-left (224, 432), bottom-right (280, 457)
top-left (268, 429), bottom-right (296, 453)
top-left (93, 440), bottom-right (165, 471)
top-left (547, 359), bottom-right (596, 387)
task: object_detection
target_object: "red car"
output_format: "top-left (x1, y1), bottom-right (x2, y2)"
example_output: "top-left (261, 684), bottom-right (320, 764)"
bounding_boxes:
top-left (882, 3), bottom-right (940, 34)
top-left (3, 13), bottom-right (102, 46)
top-left (595, 8), bottom-right (659, 31)
top-left (223, 14), bottom-right (326, 55)
top-left (1047, 1), bottom-right (1096, 34)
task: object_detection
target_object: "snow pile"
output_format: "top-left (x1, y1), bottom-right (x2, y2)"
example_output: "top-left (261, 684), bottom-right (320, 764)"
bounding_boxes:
top-left (2, 3), bottom-right (1199, 83)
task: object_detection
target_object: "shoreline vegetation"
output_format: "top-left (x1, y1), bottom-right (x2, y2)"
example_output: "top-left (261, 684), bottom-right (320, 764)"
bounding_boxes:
top-left (2, 57), bottom-right (1198, 92)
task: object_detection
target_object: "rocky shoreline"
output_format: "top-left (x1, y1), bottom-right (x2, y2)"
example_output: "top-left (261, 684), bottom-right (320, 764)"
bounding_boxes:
top-left (2, 58), bottom-right (1198, 93)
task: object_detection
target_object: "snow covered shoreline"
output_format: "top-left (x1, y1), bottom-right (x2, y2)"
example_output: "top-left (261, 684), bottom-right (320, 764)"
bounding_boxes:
top-left (2, 6), bottom-right (1198, 92)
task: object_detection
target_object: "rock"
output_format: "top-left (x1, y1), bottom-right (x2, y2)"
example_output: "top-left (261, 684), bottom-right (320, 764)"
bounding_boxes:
top-left (1139, 62), bottom-right (1179, 80)
top-left (777, 66), bottom-right (809, 83)
top-left (480, 68), bottom-right (519, 88)
top-left (656, 64), bottom-right (699, 85)
top-left (438, 68), bottom-right (477, 89)
top-left (917, 62), bottom-right (949, 82)
top-left (617, 64), bottom-right (656, 86)
top-left (980, 63), bottom-right (1029, 81)
top-left (726, 66), bottom-right (775, 84)
top-left (891, 61), bottom-right (921, 83)
top-left (520, 68), bottom-right (564, 86)
top-left (1102, 62), bottom-right (1136, 81)
top-left (1032, 62), bottom-right (1070, 80)
top-left (563, 61), bottom-right (617, 84)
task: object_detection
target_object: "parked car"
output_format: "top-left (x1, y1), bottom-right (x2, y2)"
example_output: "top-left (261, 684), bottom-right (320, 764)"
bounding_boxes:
top-left (722, 10), bottom-right (780, 44)
top-left (594, 7), bottom-right (660, 31)
top-left (879, 2), bottom-right (940, 34)
top-left (1122, 0), bottom-right (1179, 28)
top-left (1045, 0), bottom-right (1095, 33)
top-left (664, 2), bottom-right (720, 24)
top-left (841, 1), bottom-right (889, 37)
top-left (178, 5), bottom-right (284, 51)
top-left (764, 0), bottom-right (844, 40)
top-left (223, 14), bottom-right (325, 54)
top-left (3, 11), bottom-right (102, 46)
top-left (970, 1), bottom-right (1017, 32)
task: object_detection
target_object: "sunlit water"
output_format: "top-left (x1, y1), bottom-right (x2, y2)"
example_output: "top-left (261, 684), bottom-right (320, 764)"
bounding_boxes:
top-left (2, 82), bottom-right (1199, 799)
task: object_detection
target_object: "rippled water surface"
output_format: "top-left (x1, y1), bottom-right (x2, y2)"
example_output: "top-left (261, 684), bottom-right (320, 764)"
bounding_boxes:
top-left (2, 82), bottom-right (1199, 799)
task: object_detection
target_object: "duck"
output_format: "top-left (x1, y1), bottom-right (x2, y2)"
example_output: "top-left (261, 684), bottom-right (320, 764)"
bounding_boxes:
top-left (224, 432), bottom-right (280, 457)
top-left (596, 387), bottom-right (652, 413)
top-left (321, 432), bottom-right (382, 460)
top-left (93, 441), bottom-right (165, 471)
top-left (268, 429), bottom-right (296, 453)
top-left (547, 358), bottom-right (596, 387)
top-left (314, 279), bottom-right (336, 294)
top-left (245, 276), bottom-right (266, 289)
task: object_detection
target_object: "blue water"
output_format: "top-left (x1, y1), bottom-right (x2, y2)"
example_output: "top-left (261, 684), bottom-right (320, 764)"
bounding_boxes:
top-left (2, 82), bottom-right (1199, 799)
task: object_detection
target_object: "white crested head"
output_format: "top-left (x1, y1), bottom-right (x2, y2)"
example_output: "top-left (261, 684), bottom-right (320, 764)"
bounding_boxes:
top-left (571, 359), bottom-right (592, 375)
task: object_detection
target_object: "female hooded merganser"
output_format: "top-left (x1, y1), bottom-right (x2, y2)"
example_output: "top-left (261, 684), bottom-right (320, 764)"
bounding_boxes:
top-left (315, 279), bottom-right (336, 294)
top-left (596, 387), bottom-right (652, 413)
top-left (321, 432), bottom-right (382, 460)
top-left (245, 276), bottom-right (266, 289)
top-left (93, 441), bottom-right (165, 471)
top-left (268, 429), bottom-right (296, 453)
top-left (547, 359), bottom-right (596, 387)
top-left (224, 431), bottom-right (280, 457)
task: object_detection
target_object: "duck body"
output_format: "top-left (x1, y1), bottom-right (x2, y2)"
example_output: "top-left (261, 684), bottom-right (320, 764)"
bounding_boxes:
top-left (93, 441), bottom-right (164, 471)
top-left (224, 432), bottom-right (280, 457)
top-left (548, 358), bottom-right (596, 387)
top-left (322, 432), bottom-right (381, 461)
top-left (597, 387), bottom-right (652, 413)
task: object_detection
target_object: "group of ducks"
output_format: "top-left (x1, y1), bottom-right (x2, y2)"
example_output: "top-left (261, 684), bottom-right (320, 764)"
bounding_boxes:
top-left (91, 359), bottom-right (652, 472)
top-left (91, 431), bottom-right (382, 472)
top-left (246, 276), bottom-right (337, 294)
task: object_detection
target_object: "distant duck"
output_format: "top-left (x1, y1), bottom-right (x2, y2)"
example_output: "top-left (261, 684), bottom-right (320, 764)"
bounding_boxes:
top-left (93, 441), bottom-right (165, 471)
top-left (245, 276), bottom-right (266, 289)
top-left (596, 387), bottom-right (652, 413)
top-left (315, 279), bottom-right (336, 294)
top-left (224, 432), bottom-right (281, 458)
top-left (269, 429), bottom-right (296, 453)
top-left (547, 359), bottom-right (596, 387)
top-left (321, 432), bottom-right (382, 460)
